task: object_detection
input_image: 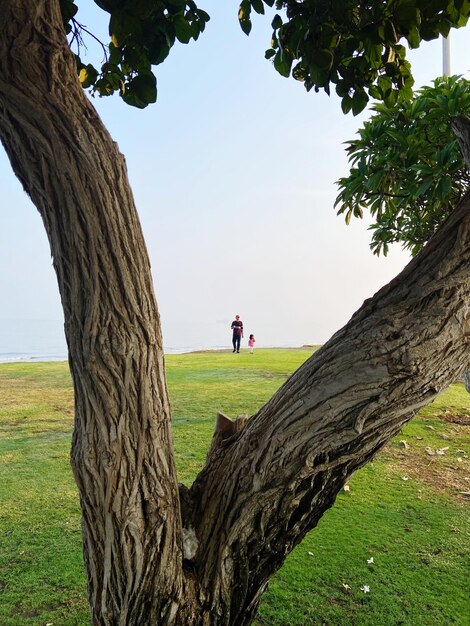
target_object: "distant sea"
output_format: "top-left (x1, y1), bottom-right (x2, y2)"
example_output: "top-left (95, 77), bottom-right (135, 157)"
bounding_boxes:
top-left (0, 319), bottom-right (233, 363)
top-left (0, 319), bottom-right (67, 363)
top-left (0, 318), bottom-right (317, 364)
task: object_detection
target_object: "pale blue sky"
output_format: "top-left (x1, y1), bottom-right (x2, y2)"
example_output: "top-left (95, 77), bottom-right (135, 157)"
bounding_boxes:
top-left (1, 2), bottom-right (469, 351)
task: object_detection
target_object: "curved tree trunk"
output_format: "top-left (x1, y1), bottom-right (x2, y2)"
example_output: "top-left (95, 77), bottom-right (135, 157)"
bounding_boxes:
top-left (0, 2), bottom-right (183, 624)
top-left (0, 1), bottom-right (469, 625)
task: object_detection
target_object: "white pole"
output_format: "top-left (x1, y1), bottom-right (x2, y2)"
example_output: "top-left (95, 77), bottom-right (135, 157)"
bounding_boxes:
top-left (442, 34), bottom-right (451, 76)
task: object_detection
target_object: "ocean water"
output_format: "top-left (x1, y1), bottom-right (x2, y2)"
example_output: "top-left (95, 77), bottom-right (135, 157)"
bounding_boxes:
top-left (0, 319), bottom-right (230, 363)
top-left (0, 318), bottom-right (315, 364)
top-left (0, 319), bottom-right (68, 363)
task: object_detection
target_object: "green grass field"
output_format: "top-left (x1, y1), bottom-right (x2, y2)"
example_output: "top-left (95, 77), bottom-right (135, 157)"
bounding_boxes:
top-left (0, 349), bottom-right (469, 625)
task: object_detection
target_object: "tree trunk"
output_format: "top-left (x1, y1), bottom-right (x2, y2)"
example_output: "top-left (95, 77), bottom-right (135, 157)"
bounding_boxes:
top-left (0, 1), bottom-right (469, 625)
top-left (0, 2), bottom-right (183, 624)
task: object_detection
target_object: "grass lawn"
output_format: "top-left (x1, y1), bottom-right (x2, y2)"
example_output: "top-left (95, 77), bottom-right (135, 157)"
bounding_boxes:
top-left (0, 348), bottom-right (469, 625)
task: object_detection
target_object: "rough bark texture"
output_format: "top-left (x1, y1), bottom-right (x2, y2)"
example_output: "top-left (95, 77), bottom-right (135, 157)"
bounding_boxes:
top-left (453, 115), bottom-right (470, 168)
top-left (0, 2), bottom-right (183, 624)
top-left (0, 1), bottom-right (469, 625)
top-left (189, 189), bottom-right (470, 623)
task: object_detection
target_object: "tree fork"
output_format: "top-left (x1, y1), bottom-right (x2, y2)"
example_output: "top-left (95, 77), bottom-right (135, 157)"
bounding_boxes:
top-left (188, 185), bottom-right (470, 622)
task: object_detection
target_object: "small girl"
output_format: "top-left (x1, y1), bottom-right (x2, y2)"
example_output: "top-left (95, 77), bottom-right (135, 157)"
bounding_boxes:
top-left (248, 334), bottom-right (256, 354)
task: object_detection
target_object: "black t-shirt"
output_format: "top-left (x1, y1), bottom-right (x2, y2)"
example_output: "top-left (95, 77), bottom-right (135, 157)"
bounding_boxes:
top-left (231, 320), bottom-right (243, 336)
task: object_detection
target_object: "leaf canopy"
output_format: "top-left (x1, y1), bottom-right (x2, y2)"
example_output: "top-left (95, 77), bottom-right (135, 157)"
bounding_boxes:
top-left (334, 75), bottom-right (470, 256)
top-left (60, 0), bottom-right (210, 107)
top-left (240, 0), bottom-right (470, 115)
top-left (61, 0), bottom-right (470, 111)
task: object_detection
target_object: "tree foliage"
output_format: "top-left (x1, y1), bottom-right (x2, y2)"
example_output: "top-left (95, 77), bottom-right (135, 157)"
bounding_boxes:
top-left (60, 0), bottom-right (210, 108)
top-left (60, 0), bottom-right (470, 111)
top-left (239, 0), bottom-right (470, 115)
top-left (334, 75), bottom-right (470, 256)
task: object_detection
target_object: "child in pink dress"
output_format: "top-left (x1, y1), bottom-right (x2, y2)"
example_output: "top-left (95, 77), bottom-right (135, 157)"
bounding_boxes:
top-left (248, 334), bottom-right (256, 354)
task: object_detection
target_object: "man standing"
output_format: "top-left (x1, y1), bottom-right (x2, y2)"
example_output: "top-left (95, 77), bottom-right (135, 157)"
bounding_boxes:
top-left (231, 315), bottom-right (244, 353)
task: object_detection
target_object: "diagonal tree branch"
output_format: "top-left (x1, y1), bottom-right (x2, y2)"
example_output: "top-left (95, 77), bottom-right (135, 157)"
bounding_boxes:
top-left (188, 185), bottom-right (470, 623)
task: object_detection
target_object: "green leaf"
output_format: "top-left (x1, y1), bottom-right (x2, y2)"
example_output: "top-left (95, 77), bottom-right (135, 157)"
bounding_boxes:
top-left (108, 10), bottom-right (142, 48)
top-left (384, 88), bottom-right (398, 107)
top-left (271, 14), bottom-right (282, 30)
top-left (123, 71), bottom-right (157, 108)
top-left (435, 176), bottom-right (452, 200)
top-left (406, 25), bottom-right (421, 48)
top-left (273, 49), bottom-right (292, 77)
top-left (196, 9), bottom-right (210, 23)
top-left (341, 95), bottom-right (353, 115)
top-left (173, 15), bottom-right (192, 44)
top-left (239, 0), bottom-right (252, 35)
top-left (108, 42), bottom-right (122, 65)
top-left (310, 48), bottom-right (334, 71)
top-left (437, 19), bottom-right (452, 37)
top-left (368, 84), bottom-right (382, 100)
top-left (310, 65), bottom-right (330, 89)
top-left (335, 81), bottom-right (350, 98)
top-left (251, 0), bottom-right (265, 15)
top-left (394, 2), bottom-right (420, 27)
top-left (149, 39), bottom-right (170, 65)
top-left (60, 0), bottom-right (78, 22)
top-left (436, 143), bottom-right (456, 167)
top-left (364, 43), bottom-right (384, 69)
top-left (292, 62), bottom-right (308, 82)
top-left (377, 76), bottom-right (392, 98)
top-left (383, 20), bottom-right (398, 43)
top-left (79, 64), bottom-right (99, 88)
top-left (415, 179), bottom-right (433, 197)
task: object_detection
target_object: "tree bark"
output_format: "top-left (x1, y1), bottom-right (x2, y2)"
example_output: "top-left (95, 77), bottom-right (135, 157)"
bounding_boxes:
top-left (188, 188), bottom-right (469, 623)
top-left (0, 1), bottom-right (469, 625)
top-left (453, 115), bottom-right (470, 168)
top-left (0, 2), bottom-right (183, 624)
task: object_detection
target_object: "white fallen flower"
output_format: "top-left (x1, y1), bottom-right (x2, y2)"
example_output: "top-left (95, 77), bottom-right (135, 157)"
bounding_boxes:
top-left (360, 585), bottom-right (370, 593)
top-left (367, 557), bottom-right (374, 564)
top-left (436, 447), bottom-right (449, 456)
top-left (342, 583), bottom-right (351, 591)
top-left (308, 551), bottom-right (314, 556)
top-left (343, 484), bottom-right (351, 493)
top-left (182, 527), bottom-right (199, 560)
top-left (401, 476), bottom-right (410, 481)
